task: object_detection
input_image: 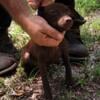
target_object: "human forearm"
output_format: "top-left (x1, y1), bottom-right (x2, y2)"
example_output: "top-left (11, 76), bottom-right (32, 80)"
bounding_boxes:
top-left (0, 0), bottom-right (33, 35)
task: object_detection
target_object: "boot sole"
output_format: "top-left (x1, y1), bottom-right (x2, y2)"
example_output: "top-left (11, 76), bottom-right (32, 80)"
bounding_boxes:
top-left (69, 56), bottom-right (88, 62)
top-left (0, 63), bottom-right (17, 75)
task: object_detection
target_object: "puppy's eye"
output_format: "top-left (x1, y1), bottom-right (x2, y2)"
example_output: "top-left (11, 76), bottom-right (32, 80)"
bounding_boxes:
top-left (49, 10), bottom-right (58, 16)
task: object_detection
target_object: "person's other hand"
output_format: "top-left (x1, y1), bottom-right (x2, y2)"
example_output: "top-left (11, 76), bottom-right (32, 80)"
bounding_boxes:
top-left (27, 0), bottom-right (54, 9)
top-left (27, 0), bottom-right (42, 9)
top-left (27, 16), bottom-right (64, 47)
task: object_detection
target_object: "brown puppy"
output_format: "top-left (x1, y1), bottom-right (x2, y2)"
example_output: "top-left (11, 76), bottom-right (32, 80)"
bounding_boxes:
top-left (22, 3), bottom-right (77, 100)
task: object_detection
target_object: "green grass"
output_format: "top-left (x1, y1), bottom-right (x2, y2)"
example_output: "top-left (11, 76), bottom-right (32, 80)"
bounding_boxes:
top-left (93, 63), bottom-right (100, 78)
top-left (0, 78), bottom-right (4, 87)
top-left (90, 18), bottom-right (100, 31)
top-left (9, 22), bottom-right (30, 50)
top-left (75, 0), bottom-right (100, 16)
top-left (80, 17), bottom-right (100, 47)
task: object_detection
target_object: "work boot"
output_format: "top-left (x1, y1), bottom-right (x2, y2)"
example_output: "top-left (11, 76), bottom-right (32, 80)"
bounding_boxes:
top-left (0, 5), bottom-right (19, 75)
top-left (0, 29), bottom-right (19, 75)
top-left (55, 0), bottom-right (75, 8)
top-left (65, 17), bottom-right (89, 61)
top-left (55, 0), bottom-right (88, 61)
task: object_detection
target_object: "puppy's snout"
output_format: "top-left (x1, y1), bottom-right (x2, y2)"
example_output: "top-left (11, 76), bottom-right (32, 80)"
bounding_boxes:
top-left (66, 17), bottom-right (72, 25)
top-left (58, 16), bottom-right (73, 30)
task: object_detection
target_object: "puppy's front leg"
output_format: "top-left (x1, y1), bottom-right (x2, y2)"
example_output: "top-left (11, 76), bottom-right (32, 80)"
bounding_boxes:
top-left (38, 59), bottom-right (53, 100)
top-left (60, 40), bottom-right (73, 87)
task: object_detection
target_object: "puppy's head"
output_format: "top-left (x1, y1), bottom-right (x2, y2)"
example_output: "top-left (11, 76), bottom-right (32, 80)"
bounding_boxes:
top-left (38, 3), bottom-right (74, 32)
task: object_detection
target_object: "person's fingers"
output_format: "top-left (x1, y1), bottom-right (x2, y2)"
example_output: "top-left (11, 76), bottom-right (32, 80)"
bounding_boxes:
top-left (34, 32), bottom-right (62, 47)
top-left (43, 25), bottom-right (64, 41)
top-left (27, 0), bottom-right (40, 9)
top-left (28, 3), bottom-right (38, 9)
top-left (40, 0), bottom-right (54, 7)
top-left (41, 37), bottom-right (59, 47)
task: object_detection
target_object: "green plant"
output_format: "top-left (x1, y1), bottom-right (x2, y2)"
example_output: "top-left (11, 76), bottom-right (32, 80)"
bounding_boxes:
top-left (9, 22), bottom-right (30, 49)
top-left (0, 78), bottom-right (4, 87)
top-left (75, 0), bottom-right (100, 16)
top-left (77, 78), bottom-right (87, 87)
top-left (92, 63), bottom-right (100, 77)
top-left (97, 91), bottom-right (100, 97)
top-left (90, 18), bottom-right (100, 31)
top-left (80, 17), bottom-right (100, 47)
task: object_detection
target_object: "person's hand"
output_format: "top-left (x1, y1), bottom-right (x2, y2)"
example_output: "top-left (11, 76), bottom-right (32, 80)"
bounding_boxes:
top-left (27, 0), bottom-right (54, 9)
top-left (27, 0), bottom-right (63, 47)
top-left (27, 0), bottom-right (42, 9)
top-left (27, 16), bottom-right (64, 47)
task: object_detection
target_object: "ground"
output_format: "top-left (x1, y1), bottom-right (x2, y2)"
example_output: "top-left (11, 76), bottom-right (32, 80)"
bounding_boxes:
top-left (0, 8), bottom-right (100, 100)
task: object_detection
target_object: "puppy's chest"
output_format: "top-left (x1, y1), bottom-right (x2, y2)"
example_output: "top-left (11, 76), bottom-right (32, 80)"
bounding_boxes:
top-left (34, 46), bottom-right (61, 64)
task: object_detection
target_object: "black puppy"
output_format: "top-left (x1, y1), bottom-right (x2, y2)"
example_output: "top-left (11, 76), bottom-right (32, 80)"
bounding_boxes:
top-left (22, 3), bottom-right (78, 100)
